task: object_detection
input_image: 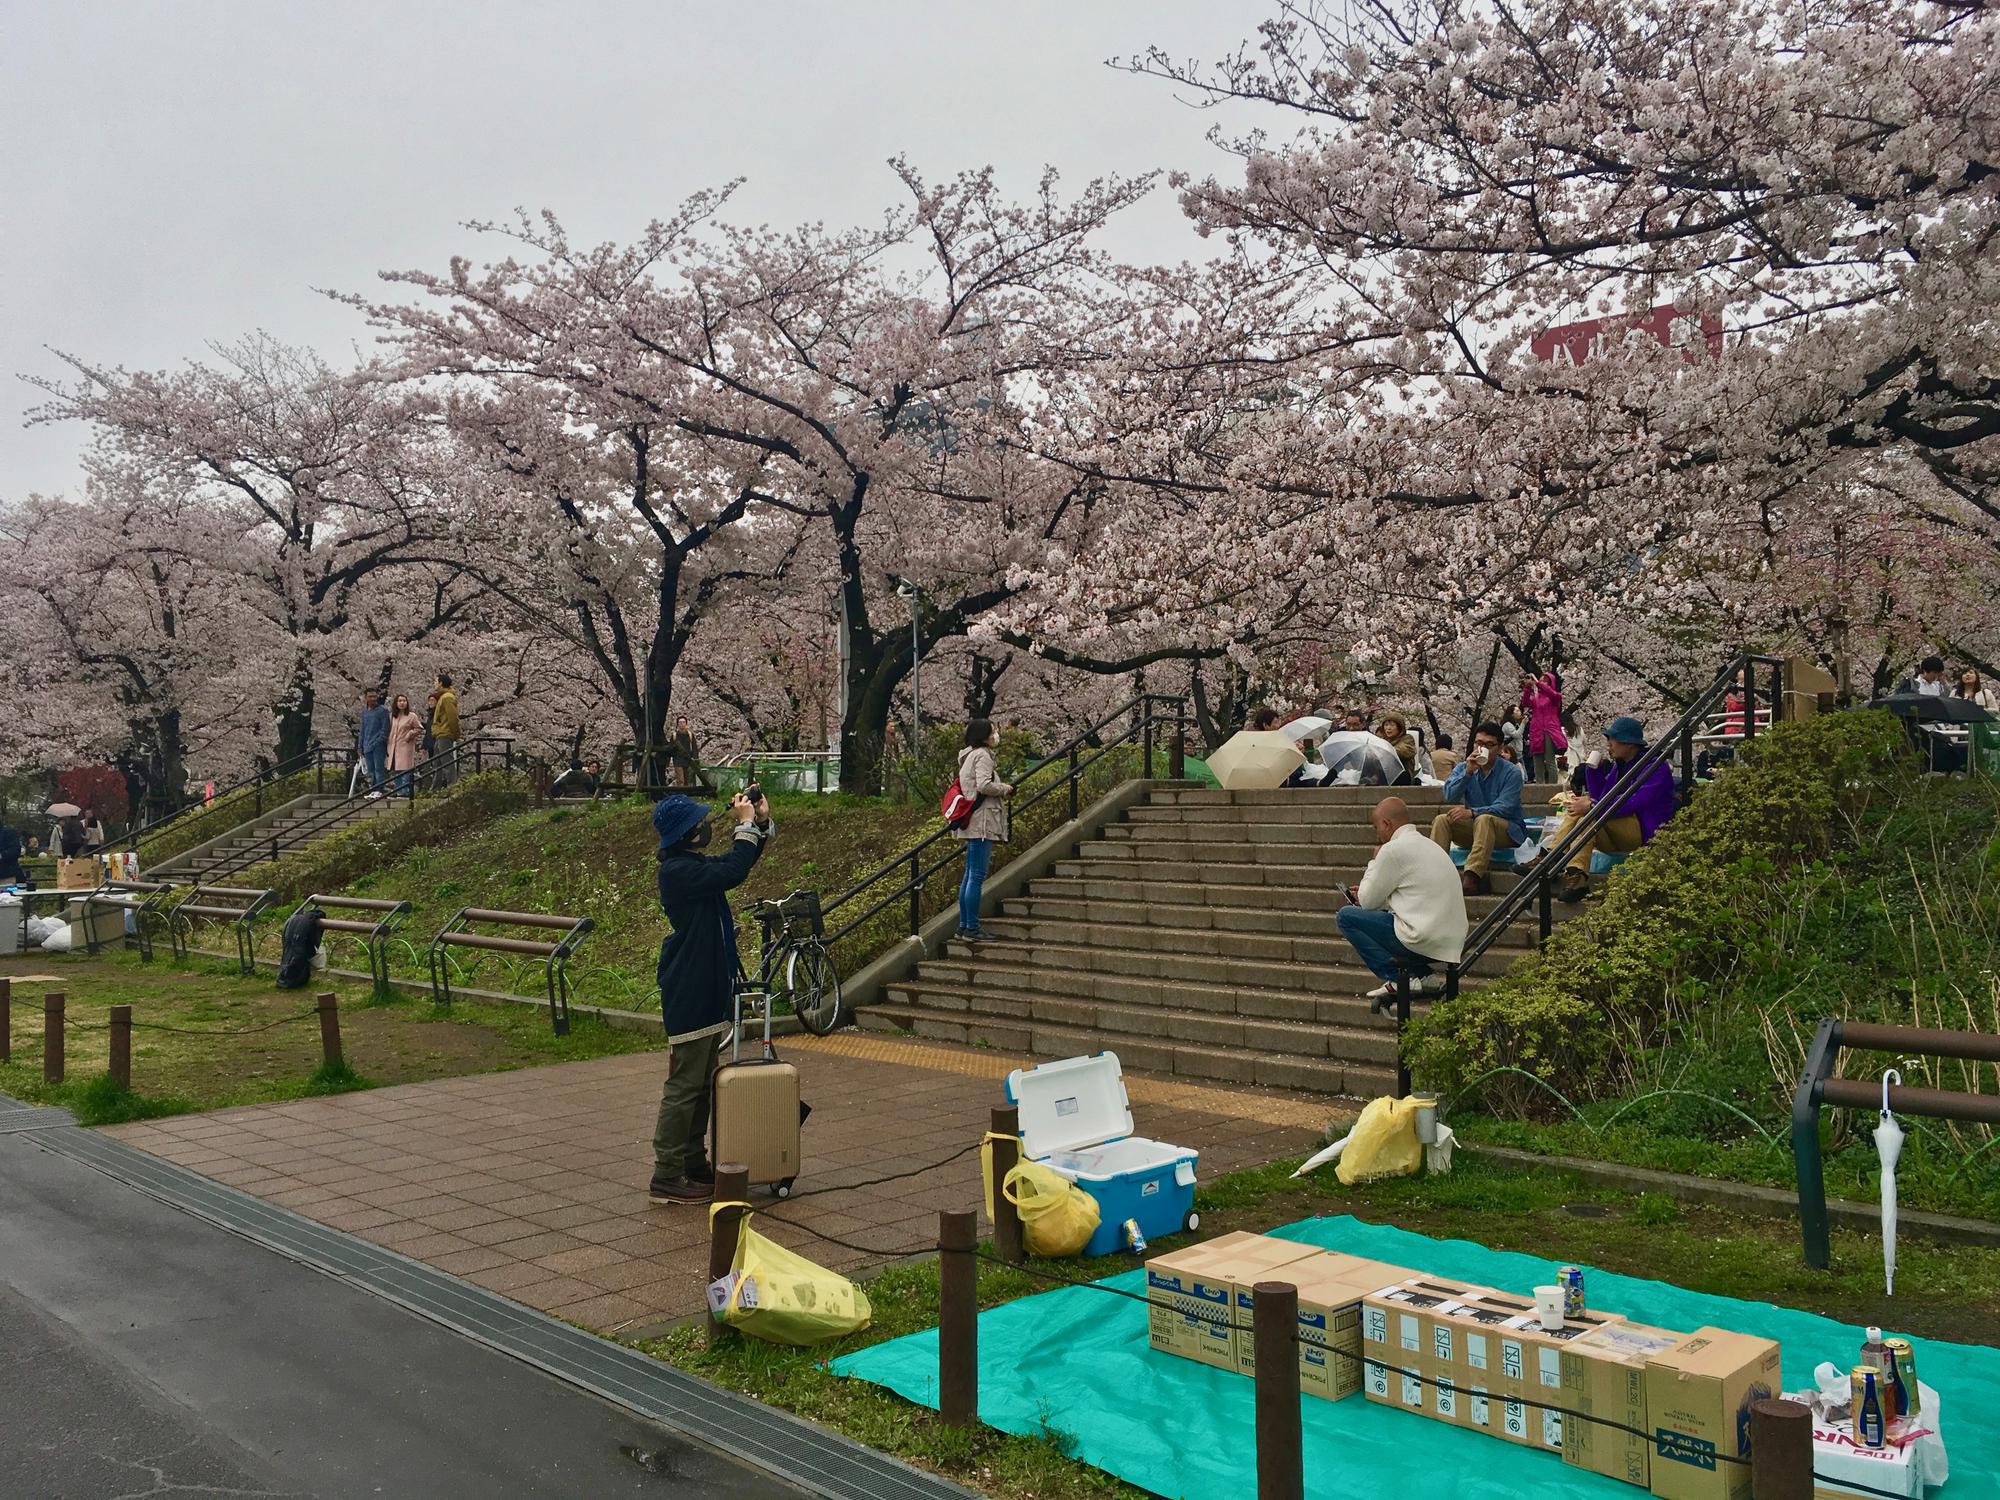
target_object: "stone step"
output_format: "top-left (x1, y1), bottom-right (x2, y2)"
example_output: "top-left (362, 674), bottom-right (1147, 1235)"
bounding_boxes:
top-left (1052, 855), bottom-right (1532, 894)
top-left (909, 955), bottom-right (1413, 1025)
top-left (1123, 804), bottom-right (1412, 828)
top-left (1005, 889), bottom-right (1556, 941)
top-left (1027, 871), bottom-right (1557, 923)
top-left (855, 1003), bottom-right (1396, 1098)
top-left (974, 910), bottom-right (1534, 963)
top-left (1104, 822), bottom-right (1389, 848)
top-left (942, 934), bottom-right (1517, 988)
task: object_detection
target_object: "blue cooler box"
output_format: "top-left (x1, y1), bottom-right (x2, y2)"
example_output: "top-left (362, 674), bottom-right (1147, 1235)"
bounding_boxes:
top-left (1006, 1051), bottom-right (1199, 1257)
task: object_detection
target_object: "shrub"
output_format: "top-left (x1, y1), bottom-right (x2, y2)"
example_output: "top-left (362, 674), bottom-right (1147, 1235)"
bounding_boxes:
top-left (248, 772), bottom-right (532, 899)
top-left (1406, 711), bottom-right (1911, 1114)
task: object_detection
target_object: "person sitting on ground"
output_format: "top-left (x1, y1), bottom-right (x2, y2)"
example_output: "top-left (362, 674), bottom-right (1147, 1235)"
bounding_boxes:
top-left (649, 788), bottom-right (773, 1205)
top-left (1536, 716), bottom-right (1678, 903)
top-left (1430, 721), bottom-right (1527, 895)
top-left (1336, 795), bottom-right (1467, 1001)
top-left (1429, 732), bottom-right (1459, 781)
top-left (552, 757), bottom-right (603, 799)
top-left (1248, 705), bottom-right (1281, 732)
top-left (1375, 714), bottom-right (1419, 786)
top-left (1953, 668), bottom-right (1999, 712)
top-left (1897, 655), bottom-right (1949, 697)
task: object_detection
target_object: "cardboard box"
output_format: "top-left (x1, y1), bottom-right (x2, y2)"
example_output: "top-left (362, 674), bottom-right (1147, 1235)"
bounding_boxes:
top-left (1645, 1328), bottom-right (1783, 1500)
top-left (1432, 1291), bottom-right (1540, 1440)
top-left (1561, 1322), bottom-right (1687, 1488)
top-left (1145, 1233), bottom-right (1320, 1373)
top-left (1360, 1276), bottom-right (1489, 1423)
top-left (1809, 1419), bottom-right (1923, 1500)
top-left (1217, 1237), bottom-right (1337, 1377)
top-left (1511, 1306), bottom-right (1627, 1455)
top-left (1287, 1255), bottom-right (1415, 1402)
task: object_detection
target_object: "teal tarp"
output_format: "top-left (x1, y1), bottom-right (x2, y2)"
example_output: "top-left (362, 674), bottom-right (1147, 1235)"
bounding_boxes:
top-left (831, 1215), bottom-right (1994, 1500)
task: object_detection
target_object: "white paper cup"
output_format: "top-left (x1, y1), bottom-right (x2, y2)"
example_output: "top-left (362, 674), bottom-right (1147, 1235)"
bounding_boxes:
top-left (1534, 1285), bottom-right (1566, 1331)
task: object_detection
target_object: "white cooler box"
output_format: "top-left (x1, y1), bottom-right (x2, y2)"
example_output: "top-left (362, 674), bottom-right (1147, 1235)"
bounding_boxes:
top-left (1006, 1051), bottom-right (1199, 1257)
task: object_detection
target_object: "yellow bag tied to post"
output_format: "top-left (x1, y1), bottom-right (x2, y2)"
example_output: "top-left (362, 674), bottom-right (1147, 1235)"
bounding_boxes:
top-left (708, 1204), bottom-right (872, 1346)
top-left (1335, 1095), bottom-right (1425, 1185)
top-left (1001, 1159), bottom-right (1102, 1257)
top-left (980, 1130), bottom-right (1020, 1225)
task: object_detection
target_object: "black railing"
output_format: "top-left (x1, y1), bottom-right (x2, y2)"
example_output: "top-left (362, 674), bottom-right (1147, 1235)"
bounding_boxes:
top-left (124, 747), bottom-right (351, 857)
top-left (187, 736), bottom-right (515, 885)
top-left (820, 694), bottom-right (1189, 956)
top-left (1439, 653), bottom-right (1787, 1004)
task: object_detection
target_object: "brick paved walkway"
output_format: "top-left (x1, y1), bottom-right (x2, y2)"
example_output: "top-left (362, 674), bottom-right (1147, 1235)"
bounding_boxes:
top-left (102, 1033), bottom-right (1330, 1336)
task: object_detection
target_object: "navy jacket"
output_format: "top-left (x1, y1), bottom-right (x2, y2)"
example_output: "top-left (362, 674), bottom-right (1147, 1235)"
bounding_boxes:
top-left (657, 823), bottom-right (770, 1044)
top-left (359, 704), bottom-right (390, 755)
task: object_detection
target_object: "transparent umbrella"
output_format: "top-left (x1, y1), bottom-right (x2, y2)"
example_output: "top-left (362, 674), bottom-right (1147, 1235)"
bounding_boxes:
top-left (1318, 731), bottom-right (1405, 784)
top-left (1876, 1068), bottom-right (1905, 1297)
top-left (1280, 715), bottom-right (1333, 742)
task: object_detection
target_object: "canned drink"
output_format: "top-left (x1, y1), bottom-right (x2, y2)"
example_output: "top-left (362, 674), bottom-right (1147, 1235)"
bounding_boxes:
top-left (1122, 1218), bottom-right (1147, 1255)
top-left (1884, 1339), bottom-right (1918, 1418)
top-left (1560, 1266), bottom-right (1584, 1318)
top-left (1851, 1366), bottom-right (1885, 1448)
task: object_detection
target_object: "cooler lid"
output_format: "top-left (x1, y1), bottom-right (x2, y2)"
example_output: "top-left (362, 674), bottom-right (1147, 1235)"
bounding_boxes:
top-left (1005, 1051), bottom-right (1132, 1157)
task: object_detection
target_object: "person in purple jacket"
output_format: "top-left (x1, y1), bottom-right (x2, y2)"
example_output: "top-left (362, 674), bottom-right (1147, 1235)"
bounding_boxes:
top-left (1544, 715), bottom-right (1679, 903)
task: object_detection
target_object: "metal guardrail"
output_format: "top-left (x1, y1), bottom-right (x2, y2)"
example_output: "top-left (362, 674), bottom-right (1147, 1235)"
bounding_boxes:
top-left (819, 693), bottom-right (1189, 955)
top-left (1791, 1017), bottom-right (2000, 1269)
top-left (167, 885), bottom-right (277, 975)
top-left (308, 895), bottom-right (414, 997)
top-left (124, 747), bottom-right (351, 856)
top-left (428, 907), bottom-right (593, 1037)
top-left (80, 879), bottom-right (177, 962)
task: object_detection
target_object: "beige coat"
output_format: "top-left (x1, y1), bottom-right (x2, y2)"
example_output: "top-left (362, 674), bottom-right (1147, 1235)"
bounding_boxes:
top-left (953, 745), bottom-right (1012, 842)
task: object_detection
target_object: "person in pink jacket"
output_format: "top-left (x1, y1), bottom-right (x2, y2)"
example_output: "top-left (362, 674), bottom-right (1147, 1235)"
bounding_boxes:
top-left (1519, 671), bottom-right (1568, 783)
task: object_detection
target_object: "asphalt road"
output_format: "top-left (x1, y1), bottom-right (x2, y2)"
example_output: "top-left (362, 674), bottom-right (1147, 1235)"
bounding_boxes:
top-left (0, 1122), bottom-right (799, 1500)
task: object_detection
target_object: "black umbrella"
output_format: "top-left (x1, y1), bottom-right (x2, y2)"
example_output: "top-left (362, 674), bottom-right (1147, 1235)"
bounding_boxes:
top-left (1862, 693), bottom-right (1995, 724)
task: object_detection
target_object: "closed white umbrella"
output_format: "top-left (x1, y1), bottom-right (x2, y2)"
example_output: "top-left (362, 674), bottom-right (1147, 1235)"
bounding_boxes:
top-left (1280, 715), bottom-right (1333, 742)
top-left (1207, 730), bottom-right (1307, 790)
top-left (1876, 1068), bottom-right (1905, 1296)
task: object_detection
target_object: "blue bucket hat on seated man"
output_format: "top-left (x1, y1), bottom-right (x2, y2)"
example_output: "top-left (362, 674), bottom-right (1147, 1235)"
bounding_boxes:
top-left (1604, 715), bottom-right (1647, 746)
top-left (651, 793), bottom-right (710, 850)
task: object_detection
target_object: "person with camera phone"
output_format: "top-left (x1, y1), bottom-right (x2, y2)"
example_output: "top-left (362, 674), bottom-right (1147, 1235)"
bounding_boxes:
top-left (648, 784), bottom-right (773, 1205)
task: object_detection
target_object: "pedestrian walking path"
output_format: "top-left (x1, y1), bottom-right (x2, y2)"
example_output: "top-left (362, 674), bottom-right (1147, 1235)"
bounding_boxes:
top-left (102, 1033), bottom-right (1328, 1334)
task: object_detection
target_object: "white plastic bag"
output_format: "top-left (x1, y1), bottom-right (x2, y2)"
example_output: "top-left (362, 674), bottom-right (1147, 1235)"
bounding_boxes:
top-left (41, 925), bottom-right (73, 953)
top-left (312, 943), bottom-right (329, 971)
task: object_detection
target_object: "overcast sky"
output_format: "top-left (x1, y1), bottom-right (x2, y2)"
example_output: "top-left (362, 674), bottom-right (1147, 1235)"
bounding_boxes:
top-left (2, 1), bottom-right (1264, 498)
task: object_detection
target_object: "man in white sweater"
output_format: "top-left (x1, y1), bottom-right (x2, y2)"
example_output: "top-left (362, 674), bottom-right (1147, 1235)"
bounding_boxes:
top-left (1335, 796), bottom-right (1468, 999)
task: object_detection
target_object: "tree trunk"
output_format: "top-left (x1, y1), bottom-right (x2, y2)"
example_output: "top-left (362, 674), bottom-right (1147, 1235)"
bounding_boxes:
top-left (839, 631), bottom-right (908, 798)
top-left (275, 656), bottom-right (317, 770)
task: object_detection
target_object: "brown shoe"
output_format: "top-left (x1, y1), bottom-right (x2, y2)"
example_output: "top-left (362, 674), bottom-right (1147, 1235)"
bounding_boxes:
top-left (1460, 870), bottom-right (1489, 896)
top-left (648, 1176), bottom-right (712, 1205)
top-left (1558, 869), bottom-right (1591, 904)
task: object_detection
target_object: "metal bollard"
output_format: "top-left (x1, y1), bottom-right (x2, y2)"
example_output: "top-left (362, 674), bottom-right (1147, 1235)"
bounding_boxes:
top-left (706, 1165), bottom-right (750, 1347)
top-left (316, 991), bottom-right (343, 1068)
top-left (44, 990), bottom-right (65, 1084)
top-left (989, 1105), bottom-right (1023, 1264)
top-left (1749, 1397), bottom-right (1813, 1500)
top-left (109, 1005), bottom-right (132, 1090)
top-left (938, 1209), bottom-right (979, 1428)
top-left (1252, 1281), bottom-right (1303, 1500)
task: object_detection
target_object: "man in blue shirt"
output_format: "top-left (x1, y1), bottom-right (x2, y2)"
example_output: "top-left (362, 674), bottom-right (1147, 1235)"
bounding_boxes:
top-left (1431, 720), bottom-right (1527, 894)
top-left (358, 690), bottom-right (390, 794)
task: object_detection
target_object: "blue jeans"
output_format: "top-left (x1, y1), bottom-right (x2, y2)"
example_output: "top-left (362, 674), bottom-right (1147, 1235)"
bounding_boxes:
top-left (1336, 905), bottom-right (1432, 984)
top-left (364, 748), bottom-right (387, 788)
top-left (957, 838), bottom-right (992, 934)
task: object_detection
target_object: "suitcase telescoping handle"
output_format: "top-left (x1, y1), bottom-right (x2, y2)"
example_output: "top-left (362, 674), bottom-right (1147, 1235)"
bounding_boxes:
top-left (731, 982), bottom-right (775, 1063)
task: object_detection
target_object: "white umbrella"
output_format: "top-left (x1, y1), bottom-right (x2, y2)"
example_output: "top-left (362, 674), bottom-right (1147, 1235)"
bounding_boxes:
top-left (1280, 715), bottom-right (1333, 742)
top-left (1207, 730), bottom-right (1306, 790)
top-left (1876, 1068), bottom-right (1905, 1297)
top-left (45, 802), bottom-right (82, 818)
top-left (1318, 731), bottom-right (1405, 783)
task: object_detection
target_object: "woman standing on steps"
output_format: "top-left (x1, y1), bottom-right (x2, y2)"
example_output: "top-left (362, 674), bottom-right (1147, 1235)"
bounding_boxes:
top-left (954, 719), bottom-right (1013, 942)
top-left (386, 693), bottom-right (424, 799)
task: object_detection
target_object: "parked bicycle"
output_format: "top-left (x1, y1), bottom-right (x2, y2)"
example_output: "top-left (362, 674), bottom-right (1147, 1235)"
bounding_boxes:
top-left (743, 888), bottom-right (844, 1035)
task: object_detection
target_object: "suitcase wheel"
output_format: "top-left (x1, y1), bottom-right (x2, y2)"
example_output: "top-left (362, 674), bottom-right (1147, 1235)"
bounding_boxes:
top-left (1183, 1211), bottom-right (1200, 1233)
top-left (774, 1178), bottom-right (796, 1200)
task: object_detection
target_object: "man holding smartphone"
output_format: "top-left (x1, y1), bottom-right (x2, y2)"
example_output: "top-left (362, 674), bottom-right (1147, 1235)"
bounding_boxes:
top-left (1335, 796), bottom-right (1467, 999)
top-left (1430, 721), bottom-right (1528, 894)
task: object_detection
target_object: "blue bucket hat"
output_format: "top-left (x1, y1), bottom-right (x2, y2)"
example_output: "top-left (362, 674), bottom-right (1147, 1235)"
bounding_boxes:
top-left (651, 794), bottom-right (710, 850)
top-left (1604, 715), bottom-right (1647, 746)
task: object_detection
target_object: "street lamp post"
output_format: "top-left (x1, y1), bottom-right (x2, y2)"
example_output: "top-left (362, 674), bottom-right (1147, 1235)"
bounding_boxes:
top-left (899, 582), bottom-right (923, 752)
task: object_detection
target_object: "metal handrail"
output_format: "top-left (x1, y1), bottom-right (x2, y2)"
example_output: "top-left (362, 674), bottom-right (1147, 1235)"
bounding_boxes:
top-left (820, 693), bottom-right (1188, 953)
top-left (1441, 653), bottom-right (1788, 1001)
top-left (125, 748), bottom-right (350, 854)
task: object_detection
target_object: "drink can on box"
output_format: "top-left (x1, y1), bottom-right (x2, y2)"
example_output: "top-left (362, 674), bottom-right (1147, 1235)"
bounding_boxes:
top-left (1850, 1366), bottom-right (1885, 1448)
top-left (1883, 1338), bottom-right (1917, 1418)
top-left (1560, 1266), bottom-right (1584, 1319)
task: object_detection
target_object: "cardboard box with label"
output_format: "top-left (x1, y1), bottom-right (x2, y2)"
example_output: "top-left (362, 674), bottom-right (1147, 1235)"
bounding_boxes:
top-left (1511, 1305), bottom-right (1628, 1456)
top-left (1560, 1321), bottom-right (1687, 1488)
top-left (1219, 1237), bottom-right (1339, 1377)
top-left (1146, 1233), bottom-right (1321, 1373)
top-left (1645, 1327), bottom-right (1783, 1500)
top-left (1430, 1291), bottom-right (1540, 1440)
top-left (1287, 1254), bottom-right (1416, 1401)
top-left (1360, 1276), bottom-right (1489, 1423)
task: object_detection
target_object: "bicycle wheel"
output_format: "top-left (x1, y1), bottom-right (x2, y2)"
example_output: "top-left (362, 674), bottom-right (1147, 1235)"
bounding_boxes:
top-left (784, 941), bottom-right (844, 1035)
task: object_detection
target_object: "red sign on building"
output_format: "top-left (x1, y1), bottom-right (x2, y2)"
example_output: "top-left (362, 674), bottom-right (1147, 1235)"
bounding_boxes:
top-left (1530, 305), bottom-right (1722, 366)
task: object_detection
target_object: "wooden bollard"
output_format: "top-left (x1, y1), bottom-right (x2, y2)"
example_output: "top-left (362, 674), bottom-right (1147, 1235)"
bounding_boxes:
top-left (0, 975), bottom-right (11, 1063)
top-left (706, 1164), bottom-right (750, 1348)
top-left (316, 991), bottom-right (343, 1068)
top-left (938, 1209), bottom-right (979, 1428)
top-left (989, 1105), bottom-right (1023, 1265)
top-left (1252, 1281), bottom-right (1303, 1500)
top-left (44, 990), bottom-right (65, 1084)
top-left (1749, 1396), bottom-right (1814, 1500)
top-left (109, 1005), bottom-right (132, 1090)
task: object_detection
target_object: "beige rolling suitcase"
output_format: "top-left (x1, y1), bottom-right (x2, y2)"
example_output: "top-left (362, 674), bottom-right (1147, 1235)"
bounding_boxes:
top-left (711, 986), bottom-right (804, 1198)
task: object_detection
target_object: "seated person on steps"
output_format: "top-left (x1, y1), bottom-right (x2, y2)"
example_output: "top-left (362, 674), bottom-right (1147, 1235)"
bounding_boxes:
top-left (1430, 721), bottom-right (1527, 894)
top-left (1535, 715), bottom-right (1677, 903)
top-left (1336, 796), bottom-right (1467, 1000)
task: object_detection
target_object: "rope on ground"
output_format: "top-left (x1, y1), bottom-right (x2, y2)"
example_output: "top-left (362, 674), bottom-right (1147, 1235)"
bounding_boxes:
top-left (773, 1139), bottom-right (984, 1205)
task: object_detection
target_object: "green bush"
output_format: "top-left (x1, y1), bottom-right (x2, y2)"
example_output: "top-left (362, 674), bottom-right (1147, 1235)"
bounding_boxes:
top-left (1407, 711), bottom-right (1912, 1113)
top-left (246, 772), bottom-right (532, 899)
top-left (133, 772), bottom-right (318, 865)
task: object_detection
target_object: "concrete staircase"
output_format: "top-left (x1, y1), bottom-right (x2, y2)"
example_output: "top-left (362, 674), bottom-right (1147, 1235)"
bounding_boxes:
top-left (860, 783), bottom-right (1575, 1099)
top-left (151, 794), bottom-right (413, 884)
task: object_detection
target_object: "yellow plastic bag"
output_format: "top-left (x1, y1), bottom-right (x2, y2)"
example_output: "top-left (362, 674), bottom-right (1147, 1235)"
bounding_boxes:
top-left (710, 1205), bottom-right (872, 1346)
top-left (980, 1130), bottom-right (1020, 1226)
top-left (1335, 1095), bottom-right (1425, 1185)
top-left (1002, 1159), bottom-right (1101, 1257)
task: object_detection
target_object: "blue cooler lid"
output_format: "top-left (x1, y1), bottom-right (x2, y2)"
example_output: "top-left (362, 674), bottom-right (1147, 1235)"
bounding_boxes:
top-left (1005, 1051), bottom-right (1132, 1157)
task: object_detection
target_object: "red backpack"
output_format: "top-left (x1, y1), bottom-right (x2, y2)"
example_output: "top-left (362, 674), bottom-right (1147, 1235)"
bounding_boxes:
top-left (940, 778), bottom-right (978, 829)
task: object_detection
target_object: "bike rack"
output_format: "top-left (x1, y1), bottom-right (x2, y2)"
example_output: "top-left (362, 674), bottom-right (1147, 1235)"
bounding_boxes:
top-left (308, 894), bottom-right (414, 997)
top-left (167, 884), bottom-right (278, 974)
top-left (427, 907), bottom-right (593, 1036)
top-left (1791, 1016), bottom-right (2000, 1268)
